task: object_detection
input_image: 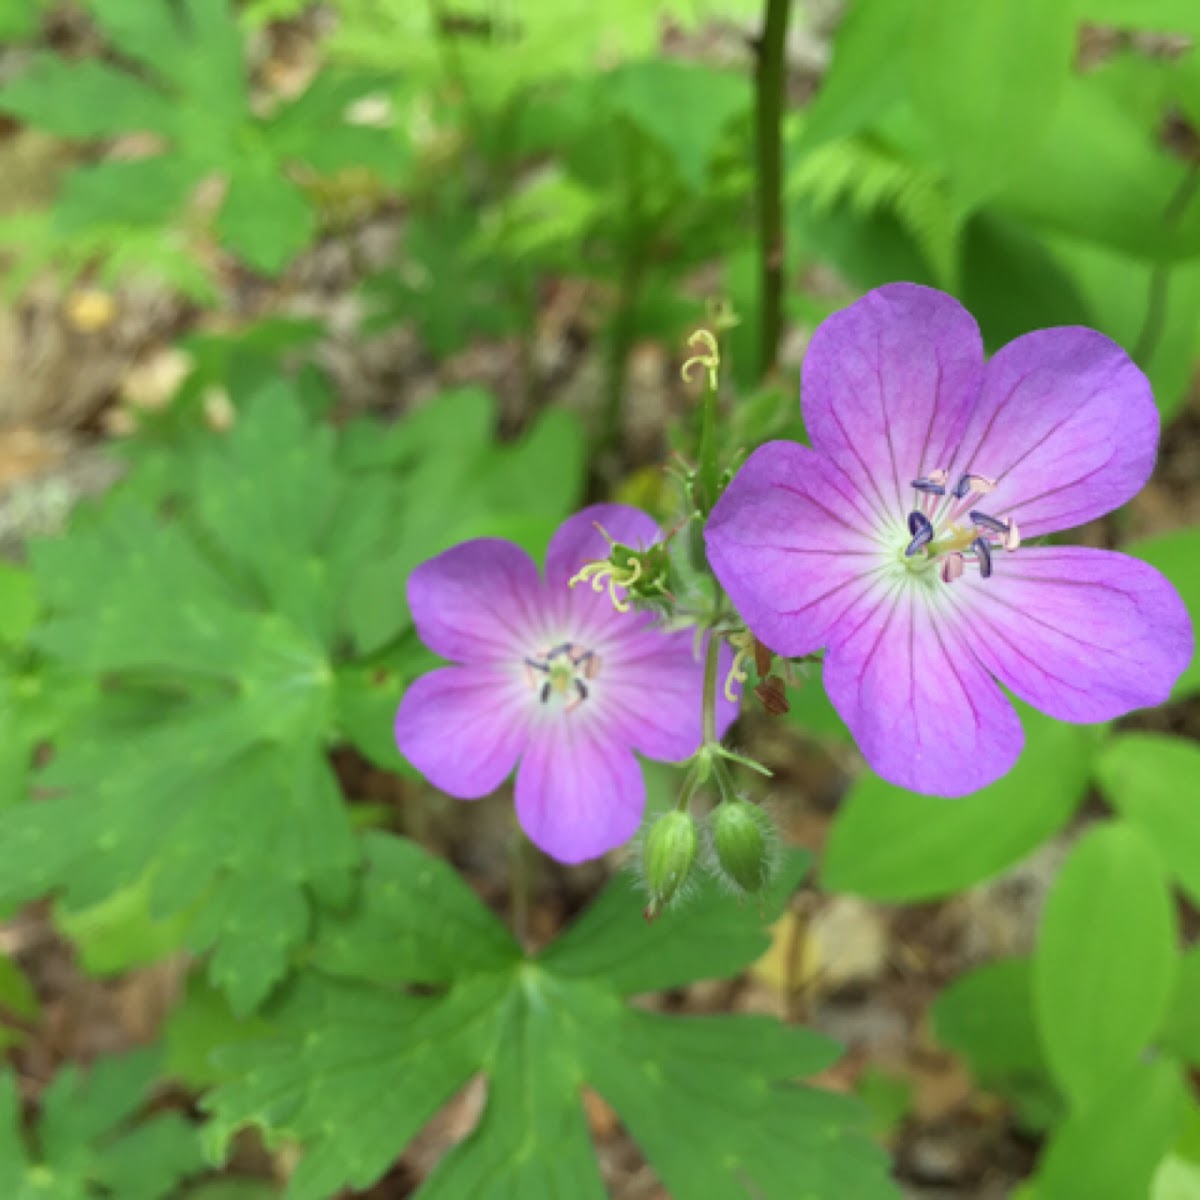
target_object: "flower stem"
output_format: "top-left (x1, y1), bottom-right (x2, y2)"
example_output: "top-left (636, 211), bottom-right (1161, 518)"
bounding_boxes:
top-left (702, 631), bottom-right (721, 747)
top-left (754, 0), bottom-right (791, 379)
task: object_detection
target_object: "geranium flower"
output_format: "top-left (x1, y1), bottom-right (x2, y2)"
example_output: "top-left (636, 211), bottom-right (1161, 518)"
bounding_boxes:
top-left (395, 505), bottom-right (737, 862)
top-left (706, 283), bottom-right (1193, 796)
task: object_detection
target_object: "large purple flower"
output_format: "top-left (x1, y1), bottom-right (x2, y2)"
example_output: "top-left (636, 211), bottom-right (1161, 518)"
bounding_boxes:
top-left (395, 505), bottom-right (736, 863)
top-left (706, 283), bottom-right (1193, 797)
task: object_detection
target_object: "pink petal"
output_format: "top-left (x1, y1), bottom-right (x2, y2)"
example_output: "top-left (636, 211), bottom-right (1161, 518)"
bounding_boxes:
top-left (600, 630), bottom-right (738, 761)
top-left (544, 503), bottom-right (661, 588)
top-left (706, 440), bottom-right (890, 657)
top-left (394, 665), bottom-right (532, 797)
top-left (823, 582), bottom-right (1024, 796)
top-left (951, 327), bottom-right (1157, 536)
top-left (802, 284), bottom-right (984, 526)
top-left (407, 538), bottom-right (546, 663)
top-left (956, 547), bottom-right (1192, 722)
top-left (515, 719), bottom-right (644, 863)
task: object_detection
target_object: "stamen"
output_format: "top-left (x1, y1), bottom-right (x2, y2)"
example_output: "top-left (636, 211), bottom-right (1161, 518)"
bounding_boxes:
top-left (951, 474), bottom-right (972, 500)
top-left (973, 537), bottom-right (993, 579)
top-left (905, 511), bottom-right (934, 556)
top-left (940, 552), bottom-right (965, 584)
top-left (969, 510), bottom-right (1008, 535)
top-left (911, 477), bottom-right (946, 496)
top-left (540, 681), bottom-right (552, 703)
top-left (1003, 520), bottom-right (1020, 552)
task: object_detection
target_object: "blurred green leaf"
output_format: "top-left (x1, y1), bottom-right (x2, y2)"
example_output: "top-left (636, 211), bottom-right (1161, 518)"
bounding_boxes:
top-left (1049, 236), bottom-right (1200, 421)
top-left (1127, 529), bottom-right (1200, 697)
top-left (1033, 822), bottom-right (1177, 1109)
top-left (822, 708), bottom-right (1094, 902)
top-left (1159, 945), bottom-right (1200, 1066)
top-left (217, 169), bottom-right (317, 275)
top-left (603, 60), bottom-right (751, 191)
top-left (0, 563), bottom-right (37, 648)
top-left (931, 958), bottom-right (1061, 1130)
top-left (0, 1050), bottom-right (203, 1200)
top-left (908, 0), bottom-right (1074, 206)
top-left (1097, 734), bottom-right (1200, 904)
top-left (1033, 1059), bottom-right (1186, 1200)
top-left (996, 68), bottom-right (1200, 262)
top-left (798, 0), bottom-right (909, 150)
top-left (205, 834), bottom-right (895, 1200)
top-left (1076, 0), bottom-right (1200, 33)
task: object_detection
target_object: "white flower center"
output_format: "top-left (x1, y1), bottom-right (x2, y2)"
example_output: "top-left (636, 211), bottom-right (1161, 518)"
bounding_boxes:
top-left (523, 641), bottom-right (600, 713)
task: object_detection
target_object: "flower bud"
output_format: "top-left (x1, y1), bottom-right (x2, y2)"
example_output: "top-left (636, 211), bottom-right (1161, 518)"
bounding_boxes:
top-left (641, 811), bottom-right (699, 919)
top-left (711, 799), bottom-right (775, 894)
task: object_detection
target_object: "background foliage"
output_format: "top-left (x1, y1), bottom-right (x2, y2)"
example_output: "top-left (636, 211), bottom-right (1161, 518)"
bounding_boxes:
top-left (1, 0), bottom-right (1199, 1197)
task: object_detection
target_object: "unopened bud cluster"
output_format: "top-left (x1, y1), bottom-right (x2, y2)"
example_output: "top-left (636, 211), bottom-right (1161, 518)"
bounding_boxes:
top-left (640, 797), bottom-right (778, 918)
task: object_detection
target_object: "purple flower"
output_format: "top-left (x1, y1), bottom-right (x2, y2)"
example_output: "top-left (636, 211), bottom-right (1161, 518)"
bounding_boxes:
top-left (395, 505), bottom-right (736, 863)
top-left (706, 283), bottom-right (1193, 797)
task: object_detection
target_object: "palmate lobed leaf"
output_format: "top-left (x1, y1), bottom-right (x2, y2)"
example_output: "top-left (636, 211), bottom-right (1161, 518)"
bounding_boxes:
top-left (0, 385), bottom-right (406, 1013)
top-left (0, 0), bottom-right (398, 279)
top-left (205, 834), bottom-right (897, 1199)
top-left (0, 1049), bottom-right (203, 1200)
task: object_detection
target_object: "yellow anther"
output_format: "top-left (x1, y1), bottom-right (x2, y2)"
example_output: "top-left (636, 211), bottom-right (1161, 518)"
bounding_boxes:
top-left (681, 328), bottom-right (721, 391)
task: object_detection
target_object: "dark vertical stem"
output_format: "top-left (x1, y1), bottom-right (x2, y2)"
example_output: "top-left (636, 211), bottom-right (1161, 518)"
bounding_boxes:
top-left (754, 0), bottom-right (791, 380)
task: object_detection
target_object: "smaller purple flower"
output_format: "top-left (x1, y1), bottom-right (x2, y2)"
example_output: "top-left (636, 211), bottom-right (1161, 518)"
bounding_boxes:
top-left (395, 505), bottom-right (737, 863)
top-left (706, 283), bottom-right (1193, 797)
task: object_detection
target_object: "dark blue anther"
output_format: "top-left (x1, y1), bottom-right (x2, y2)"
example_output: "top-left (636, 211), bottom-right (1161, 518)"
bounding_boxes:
top-left (525, 658), bottom-right (549, 673)
top-left (973, 536), bottom-right (993, 579)
top-left (911, 477), bottom-right (946, 496)
top-left (905, 511), bottom-right (934, 557)
top-left (951, 473), bottom-right (972, 500)
top-left (575, 679), bottom-right (588, 701)
top-left (969, 510), bottom-right (1008, 535)
top-left (540, 681), bottom-right (552, 704)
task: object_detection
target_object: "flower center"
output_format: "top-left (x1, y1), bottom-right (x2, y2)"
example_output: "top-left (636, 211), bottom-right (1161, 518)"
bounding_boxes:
top-left (523, 641), bottom-right (600, 713)
top-left (902, 470), bottom-right (1020, 584)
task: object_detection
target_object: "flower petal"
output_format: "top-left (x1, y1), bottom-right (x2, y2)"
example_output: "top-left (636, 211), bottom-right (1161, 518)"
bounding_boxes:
top-left (953, 327), bottom-right (1157, 536)
top-left (408, 539), bottom-right (546, 663)
top-left (706, 440), bottom-right (889, 657)
top-left (394, 665), bottom-right (532, 797)
top-left (544, 503), bottom-right (661, 587)
top-left (823, 581), bottom-right (1024, 796)
top-left (956, 546), bottom-right (1192, 722)
top-left (802, 284), bottom-right (984, 525)
top-left (515, 720), bottom-right (644, 863)
top-left (600, 629), bottom-right (738, 761)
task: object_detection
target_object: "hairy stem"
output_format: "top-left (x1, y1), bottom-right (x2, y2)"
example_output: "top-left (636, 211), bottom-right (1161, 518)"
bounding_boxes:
top-left (702, 631), bottom-right (721, 747)
top-left (754, 0), bottom-right (791, 380)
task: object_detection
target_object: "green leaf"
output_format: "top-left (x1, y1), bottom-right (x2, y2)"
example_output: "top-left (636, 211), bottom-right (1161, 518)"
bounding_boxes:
top-left (55, 156), bottom-right (200, 232)
top-left (603, 60), bottom-right (751, 190)
top-left (1033, 821), bottom-right (1177, 1109)
top-left (1127, 529), bottom-right (1200, 697)
top-left (822, 707), bottom-right (1094, 902)
top-left (1076, 0), bottom-right (1200, 33)
top-left (1049, 236), bottom-right (1200, 421)
top-left (1159, 944), bottom-right (1200, 1066)
top-left (1097, 735), bottom-right (1200, 904)
top-left (0, 953), bottom-right (37, 1052)
top-left (907, 0), bottom-right (1074, 205)
top-left (0, 386), bottom-right (398, 1012)
top-left (797, 0), bottom-right (909, 150)
top-left (0, 1049), bottom-right (203, 1200)
top-left (0, 53), bottom-right (170, 139)
top-left (0, 563), bottom-right (37, 648)
top-left (1033, 1060), bottom-right (1186, 1200)
top-left (931, 958), bottom-right (1061, 1130)
top-left (217, 169), bottom-right (317, 275)
top-left (996, 68), bottom-right (1200, 262)
top-left (205, 835), bottom-right (896, 1200)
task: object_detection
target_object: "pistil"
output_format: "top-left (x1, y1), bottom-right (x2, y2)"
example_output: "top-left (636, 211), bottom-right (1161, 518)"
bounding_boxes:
top-left (905, 470), bottom-right (1020, 584)
top-left (524, 642), bottom-right (600, 712)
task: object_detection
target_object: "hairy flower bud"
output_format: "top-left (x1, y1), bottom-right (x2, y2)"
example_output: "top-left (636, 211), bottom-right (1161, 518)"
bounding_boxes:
top-left (711, 799), bottom-right (775, 894)
top-left (642, 811), bottom-right (699, 919)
